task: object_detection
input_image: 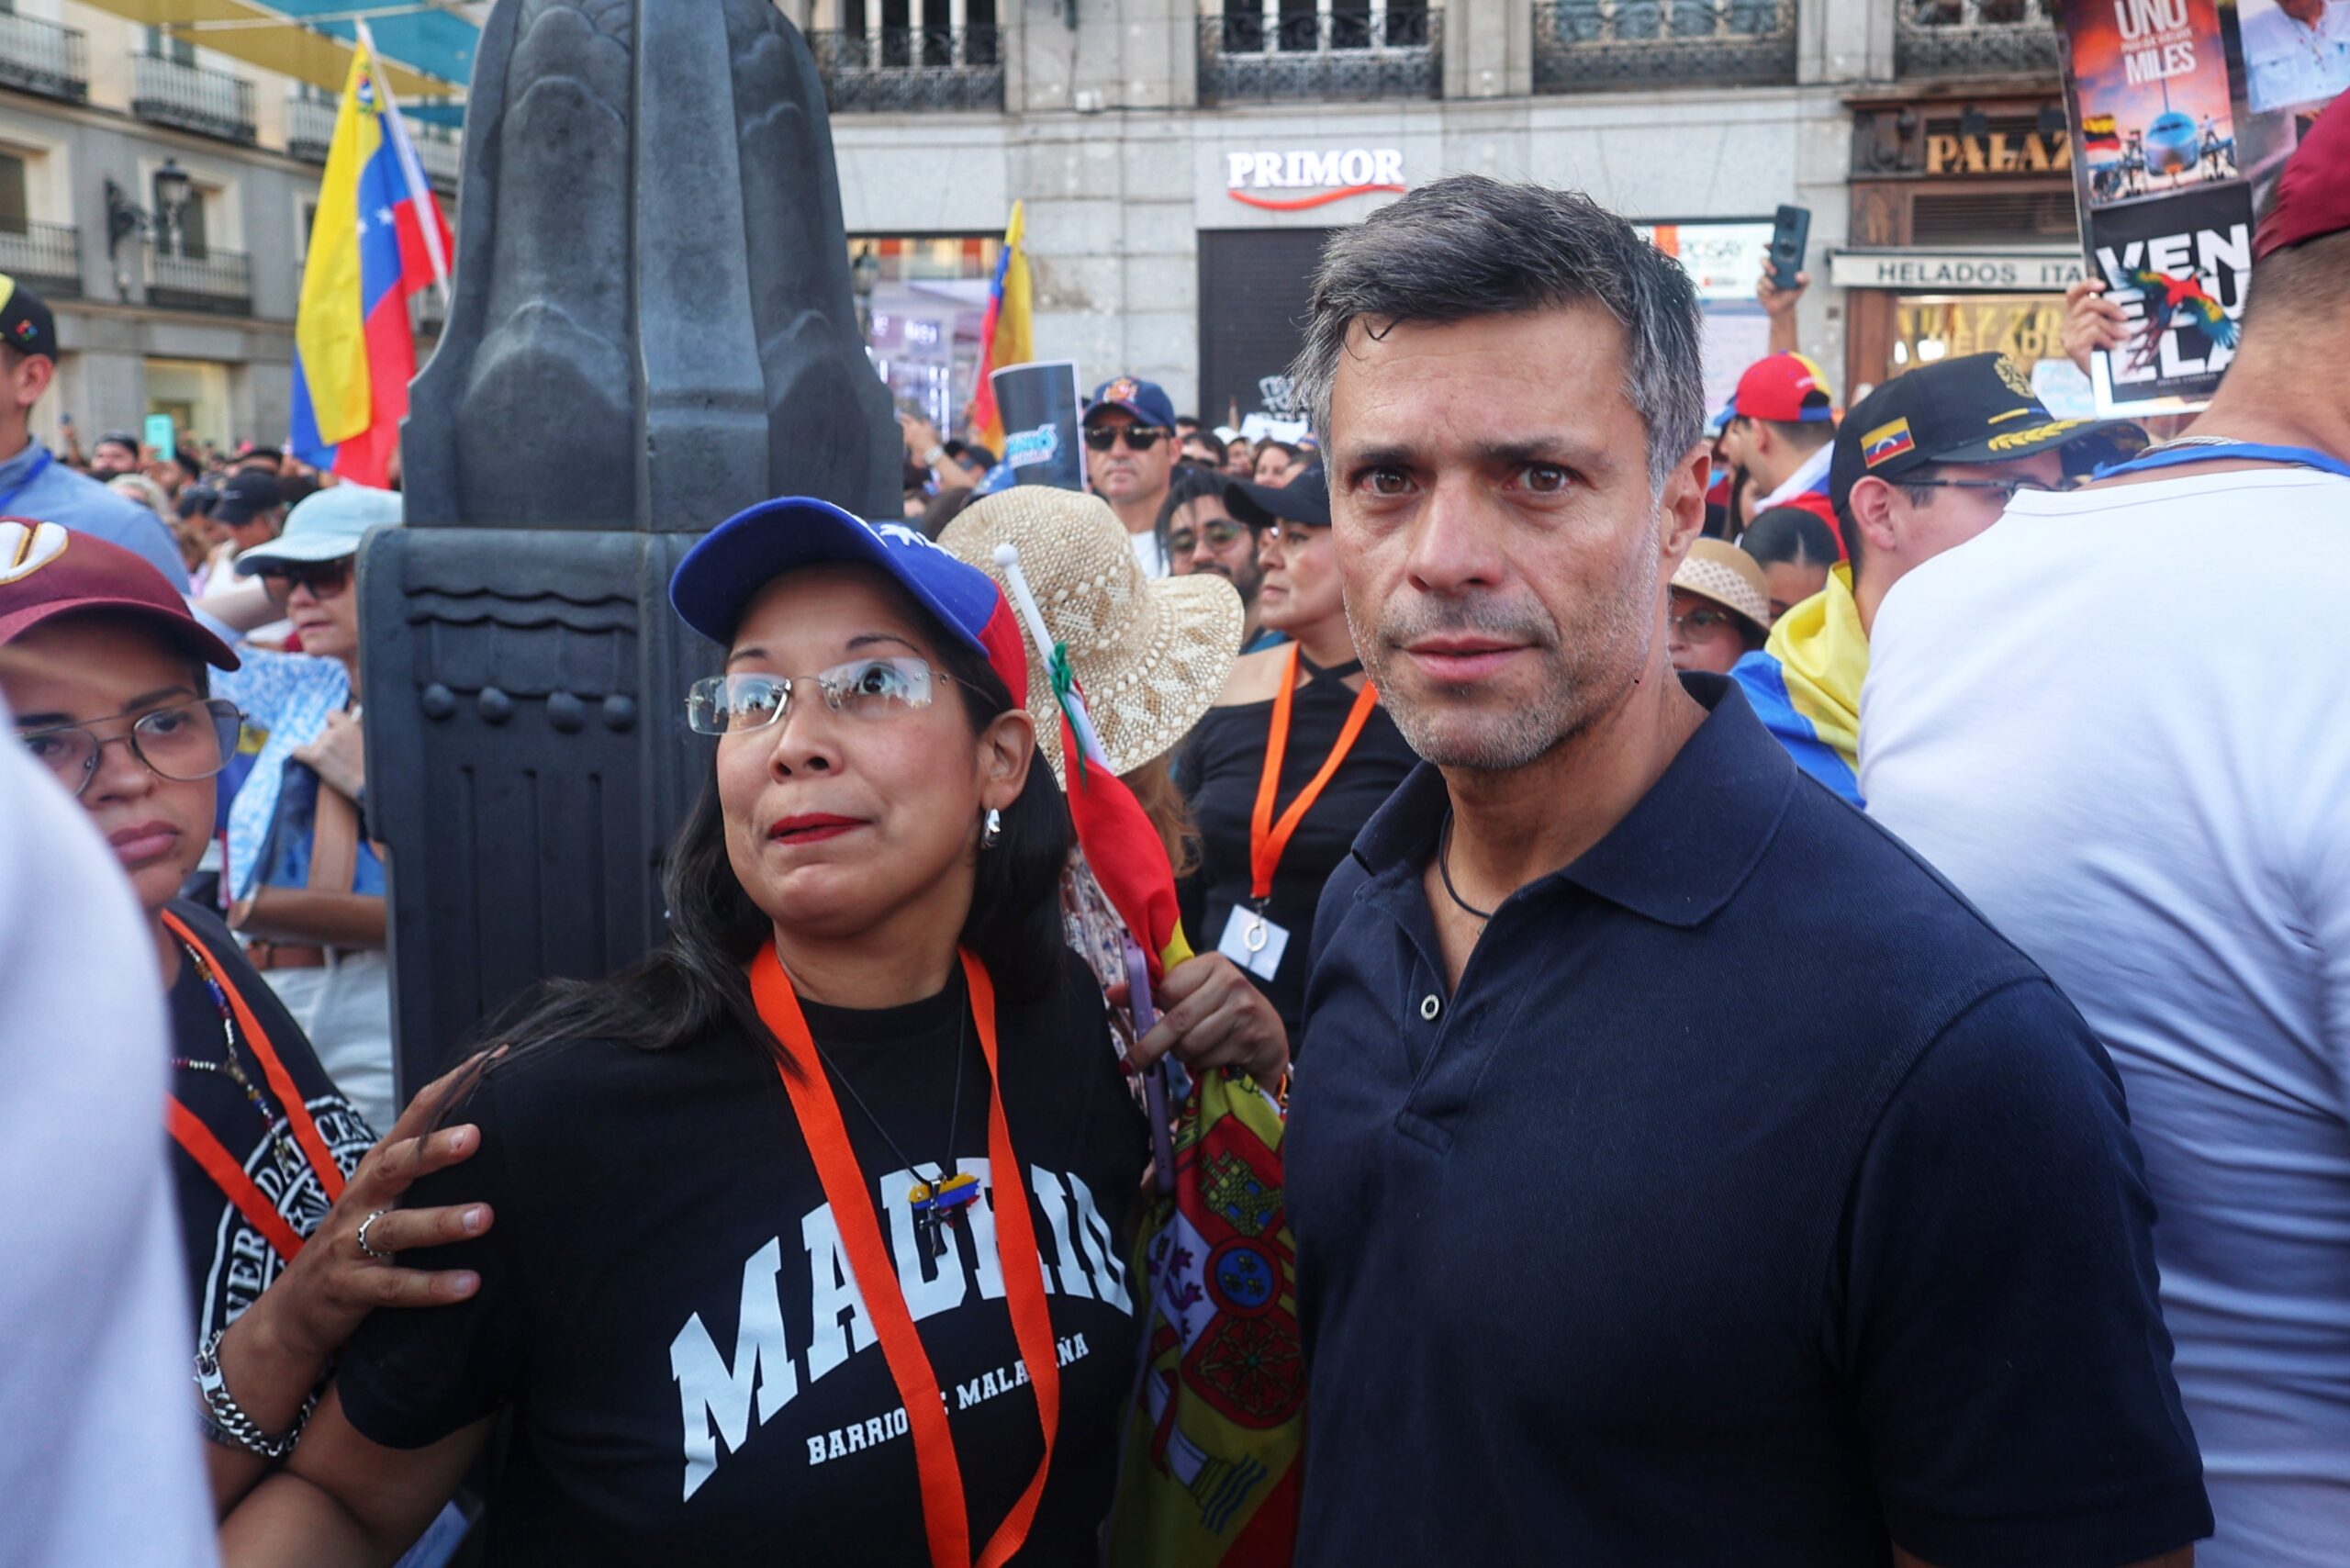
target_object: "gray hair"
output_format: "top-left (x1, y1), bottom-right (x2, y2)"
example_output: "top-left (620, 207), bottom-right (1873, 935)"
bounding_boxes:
top-left (1290, 174), bottom-right (1707, 495)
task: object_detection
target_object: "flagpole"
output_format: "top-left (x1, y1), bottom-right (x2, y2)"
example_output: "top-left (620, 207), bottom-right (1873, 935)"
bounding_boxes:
top-left (993, 542), bottom-right (1179, 1193)
top-left (352, 17), bottom-right (453, 310)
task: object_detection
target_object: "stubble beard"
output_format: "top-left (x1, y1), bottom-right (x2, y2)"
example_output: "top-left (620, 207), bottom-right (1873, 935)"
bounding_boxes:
top-left (1348, 516), bottom-right (1664, 775)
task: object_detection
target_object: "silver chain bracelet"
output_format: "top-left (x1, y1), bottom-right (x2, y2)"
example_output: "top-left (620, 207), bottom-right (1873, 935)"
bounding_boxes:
top-left (194, 1327), bottom-right (316, 1462)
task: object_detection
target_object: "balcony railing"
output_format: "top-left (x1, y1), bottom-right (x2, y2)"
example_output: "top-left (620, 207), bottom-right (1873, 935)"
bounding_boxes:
top-left (1895, 0), bottom-right (2060, 79)
top-left (412, 128), bottom-right (462, 191)
top-left (0, 12), bottom-right (88, 103)
top-left (285, 94), bottom-right (336, 162)
top-left (0, 221), bottom-right (82, 299)
top-left (145, 244), bottom-right (252, 316)
top-left (1198, 8), bottom-right (1442, 106)
top-left (1532, 1), bottom-right (1795, 91)
top-left (807, 27), bottom-right (1004, 112)
top-left (132, 53), bottom-right (258, 144)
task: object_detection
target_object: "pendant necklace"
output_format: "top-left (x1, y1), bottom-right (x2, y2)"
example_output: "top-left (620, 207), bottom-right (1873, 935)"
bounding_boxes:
top-left (812, 981), bottom-right (975, 1263)
top-left (1437, 810), bottom-right (1495, 922)
top-left (170, 936), bottom-right (305, 1181)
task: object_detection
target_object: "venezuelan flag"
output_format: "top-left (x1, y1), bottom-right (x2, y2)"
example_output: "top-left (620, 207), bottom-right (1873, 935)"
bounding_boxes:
top-left (289, 41), bottom-right (453, 488)
top-left (967, 201), bottom-right (1033, 449)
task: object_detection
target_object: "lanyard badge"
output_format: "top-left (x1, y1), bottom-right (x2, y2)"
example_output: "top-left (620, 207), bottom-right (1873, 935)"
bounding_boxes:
top-left (750, 944), bottom-right (1061, 1568)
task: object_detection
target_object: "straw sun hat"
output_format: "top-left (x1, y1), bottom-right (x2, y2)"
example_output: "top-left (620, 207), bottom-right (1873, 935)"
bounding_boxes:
top-left (940, 487), bottom-right (1243, 782)
top-left (1671, 538), bottom-right (1773, 637)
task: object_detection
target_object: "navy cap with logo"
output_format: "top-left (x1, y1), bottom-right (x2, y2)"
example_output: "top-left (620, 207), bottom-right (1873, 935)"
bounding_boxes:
top-left (1829, 353), bottom-right (2144, 516)
top-left (1084, 375), bottom-right (1177, 432)
top-left (1224, 463), bottom-right (1329, 531)
top-left (0, 274), bottom-right (56, 361)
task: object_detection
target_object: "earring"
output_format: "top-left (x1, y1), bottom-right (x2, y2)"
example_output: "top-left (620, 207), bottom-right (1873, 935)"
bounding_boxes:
top-left (980, 807), bottom-right (1002, 850)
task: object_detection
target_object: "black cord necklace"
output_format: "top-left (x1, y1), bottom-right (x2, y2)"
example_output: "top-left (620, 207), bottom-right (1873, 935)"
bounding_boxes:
top-left (1437, 810), bottom-right (1494, 922)
top-left (811, 979), bottom-right (971, 1262)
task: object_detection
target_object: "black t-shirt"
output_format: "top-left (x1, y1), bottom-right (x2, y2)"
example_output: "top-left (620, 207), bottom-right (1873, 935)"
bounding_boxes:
top-left (1177, 662), bottom-right (1416, 1043)
top-left (338, 948), bottom-right (1149, 1566)
top-left (165, 899), bottom-right (375, 1350)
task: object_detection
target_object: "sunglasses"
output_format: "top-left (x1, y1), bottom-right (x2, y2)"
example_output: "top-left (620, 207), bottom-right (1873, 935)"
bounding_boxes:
top-left (18, 698), bottom-right (245, 798)
top-left (259, 558), bottom-right (353, 606)
top-left (1901, 476), bottom-right (2068, 503)
top-left (687, 656), bottom-right (954, 736)
top-left (1084, 426), bottom-right (1166, 454)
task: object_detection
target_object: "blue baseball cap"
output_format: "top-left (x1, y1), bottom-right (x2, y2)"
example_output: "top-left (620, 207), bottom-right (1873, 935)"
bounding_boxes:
top-left (1084, 375), bottom-right (1177, 431)
top-left (668, 497), bottom-right (1029, 701)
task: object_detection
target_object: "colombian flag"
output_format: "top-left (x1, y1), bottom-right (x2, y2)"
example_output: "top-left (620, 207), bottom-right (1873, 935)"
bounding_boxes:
top-left (967, 201), bottom-right (1033, 449)
top-left (288, 42), bottom-right (452, 488)
top-left (2083, 114), bottom-right (2121, 153)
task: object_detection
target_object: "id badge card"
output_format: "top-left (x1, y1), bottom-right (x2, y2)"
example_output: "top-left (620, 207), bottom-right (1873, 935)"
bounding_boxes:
top-left (1217, 903), bottom-right (1290, 982)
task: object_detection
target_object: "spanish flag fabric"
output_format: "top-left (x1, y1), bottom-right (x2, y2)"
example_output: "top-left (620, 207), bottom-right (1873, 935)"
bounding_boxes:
top-left (1729, 564), bottom-right (1868, 805)
top-left (968, 201), bottom-right (1033, 449)
top-left (288, 43), bottom-right (452, 488)
top-left (1111, 1069), bottom-right (1304, 1566)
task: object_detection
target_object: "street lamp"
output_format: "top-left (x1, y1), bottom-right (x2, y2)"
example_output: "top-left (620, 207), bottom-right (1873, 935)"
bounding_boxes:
top-left (152, 158), bottom-right (192, 247)
top-left (103, 157), bottom-right (192, 299)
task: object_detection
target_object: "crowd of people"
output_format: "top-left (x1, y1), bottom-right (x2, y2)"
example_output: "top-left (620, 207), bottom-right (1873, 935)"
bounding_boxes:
top-left (3, 93), bottom-right (2347, 1568)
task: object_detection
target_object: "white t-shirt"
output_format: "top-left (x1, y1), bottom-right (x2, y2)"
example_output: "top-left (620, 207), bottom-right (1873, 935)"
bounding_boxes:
top-left (0, 695), bottom-right (220, 1568)
top-left (1128, 526), bottom-right (1169, 582)
top-left (1860, 466), bottom-right (2350, 1568)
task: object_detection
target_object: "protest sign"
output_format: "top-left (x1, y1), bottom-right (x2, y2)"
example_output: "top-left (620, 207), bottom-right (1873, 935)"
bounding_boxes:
top-left (988, 360), bottom-right (1086, 492)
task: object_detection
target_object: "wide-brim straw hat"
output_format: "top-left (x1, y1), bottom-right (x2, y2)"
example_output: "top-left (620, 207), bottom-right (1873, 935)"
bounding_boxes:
top-left (941, 487), bottom-right (1243, 782)
top-left (1672, 537), bottom-right (1773, 636)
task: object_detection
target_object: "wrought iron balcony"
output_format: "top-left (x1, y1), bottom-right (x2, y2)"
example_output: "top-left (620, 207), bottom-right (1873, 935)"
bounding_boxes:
top-left (132, 53), bottom-right (258, 145)
top-left (1532, 1), bottom-right (1794, 91)
top-left (0, 12), bottom-right (88, 103)
top-left (0, 221), bottom-right (82, 299)
top-left (145, 243), bottom-right (252, 316)
top-left (807, 26), bottom-right (1004, 112)
top-left (1198, 7), bottom-right (1442, 106)
top-left (411, 127), bottom-right (462, 192)
top-left (285, 94), bottom-right (336, 162)
top-left (1895, 0), bottom-right (2060, 80)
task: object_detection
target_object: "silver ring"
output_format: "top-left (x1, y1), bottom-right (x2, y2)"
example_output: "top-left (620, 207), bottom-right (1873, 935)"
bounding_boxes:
top-left (355, 1208), bottom-right (394, 1261)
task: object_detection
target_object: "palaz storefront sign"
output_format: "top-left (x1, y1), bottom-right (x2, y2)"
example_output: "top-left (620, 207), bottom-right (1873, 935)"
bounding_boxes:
top-left (1225, 148), bottom-right (1405, 210)
top-left (1830, 250), bottom-right (2090, 291)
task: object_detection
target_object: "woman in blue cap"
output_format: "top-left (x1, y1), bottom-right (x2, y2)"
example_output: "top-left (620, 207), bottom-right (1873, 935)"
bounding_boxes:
top-left (222, 500), bottom-right (1157, 1567)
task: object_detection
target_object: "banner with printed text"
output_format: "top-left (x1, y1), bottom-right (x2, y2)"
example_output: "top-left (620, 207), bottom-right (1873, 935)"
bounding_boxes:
top-left (2059, 0), bottom-right (2346, 414)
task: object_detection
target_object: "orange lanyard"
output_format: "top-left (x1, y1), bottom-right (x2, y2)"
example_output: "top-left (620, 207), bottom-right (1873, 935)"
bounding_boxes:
top-left (1249, 643), bottom-right (1380, 902)
top-left (749, 944), bottom-right (1061, 1568)
top-left (159, 909), bottom-right (348, 1259)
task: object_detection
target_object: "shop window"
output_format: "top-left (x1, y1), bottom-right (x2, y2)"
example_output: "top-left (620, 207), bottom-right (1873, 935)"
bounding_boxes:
top-left (0, 151), bottom-right (27, 239)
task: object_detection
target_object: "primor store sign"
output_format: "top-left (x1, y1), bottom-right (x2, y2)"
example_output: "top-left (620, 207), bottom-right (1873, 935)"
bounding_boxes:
top-left (1225, 148), bottom-right (1405, 210)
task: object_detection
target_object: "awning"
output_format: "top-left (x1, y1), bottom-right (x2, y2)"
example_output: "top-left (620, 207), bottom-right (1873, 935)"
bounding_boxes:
top-left (77, 1), bottom-right (480, 104)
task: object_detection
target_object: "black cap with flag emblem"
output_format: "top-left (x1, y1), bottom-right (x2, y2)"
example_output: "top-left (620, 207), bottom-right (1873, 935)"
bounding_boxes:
top-left (1830, 353), bottom-right (2145, 517)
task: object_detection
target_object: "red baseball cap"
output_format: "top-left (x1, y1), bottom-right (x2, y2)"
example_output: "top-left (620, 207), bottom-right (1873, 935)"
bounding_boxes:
top-left (2255, 95), bottom-right (2350, 263)
top-left (1729, 353), bottom-right (1836, 424)
top-left (0, 519), bottom-right (239, 669)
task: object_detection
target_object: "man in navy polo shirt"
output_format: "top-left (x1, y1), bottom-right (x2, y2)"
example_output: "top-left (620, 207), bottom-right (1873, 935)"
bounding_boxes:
top-left (1281, 174), bottom-right (2210, 1567)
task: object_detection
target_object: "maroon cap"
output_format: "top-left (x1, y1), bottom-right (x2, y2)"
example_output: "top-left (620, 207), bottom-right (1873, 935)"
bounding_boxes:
top-left (2255, 95), bottom-right (2350, 263)
top-left (0, 519), bottom-right (238, 669)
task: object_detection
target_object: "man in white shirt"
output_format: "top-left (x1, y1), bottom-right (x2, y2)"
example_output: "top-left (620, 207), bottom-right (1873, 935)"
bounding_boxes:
top-left (1861, 98), bottom-right (2350, 1568)
top-left (0, 683), bottom-right (219, 1567)
top-left (2242, 0), bottom-right (2350, 114)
